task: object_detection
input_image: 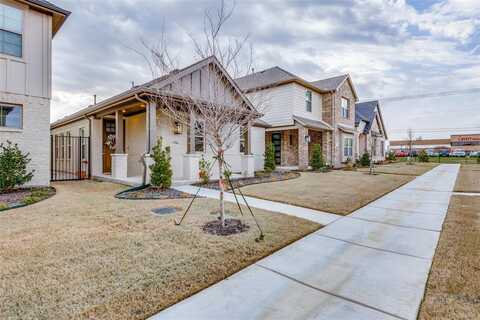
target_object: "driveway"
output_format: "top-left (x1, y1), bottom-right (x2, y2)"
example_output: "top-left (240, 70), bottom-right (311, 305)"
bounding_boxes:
top-left (153, 164), bottom-right (460, 320)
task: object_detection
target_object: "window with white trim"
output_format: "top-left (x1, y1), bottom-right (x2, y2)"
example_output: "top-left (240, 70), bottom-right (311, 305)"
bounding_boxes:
top-left (343, 137), bottom-right (353, 158)
top-left (0, 4), bottom-right (23, 58)
top-left (194, 120), bottom-right (205, 152)
top-left (305, 90), bottom-right (312, 112)
top-left (0, 103), bottom-right (22, 128)
top-left (66, 131), bottom-right (72, 160)
top-left (239, 127), bottom-right (248, 154)
top-left (341, 97), bottom-right (349, 119)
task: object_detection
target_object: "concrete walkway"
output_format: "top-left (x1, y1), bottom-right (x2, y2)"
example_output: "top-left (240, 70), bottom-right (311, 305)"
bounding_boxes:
top-left (154, 164), bottom-right (460, 320)
top-left (174, 185), bottom-right (341, 225)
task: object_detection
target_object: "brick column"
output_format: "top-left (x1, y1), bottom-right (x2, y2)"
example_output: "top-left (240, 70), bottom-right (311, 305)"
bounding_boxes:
top-left (322, 131), bottom-right (332, 166)
top-left (298, 126), bottom-right (309, 170)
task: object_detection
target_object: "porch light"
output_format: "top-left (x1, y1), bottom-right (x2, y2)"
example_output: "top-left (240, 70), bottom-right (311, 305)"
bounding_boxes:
top-left (173, 121), bottom-right (183, 134)
top-left (304, 135), bottom-right (311, 143)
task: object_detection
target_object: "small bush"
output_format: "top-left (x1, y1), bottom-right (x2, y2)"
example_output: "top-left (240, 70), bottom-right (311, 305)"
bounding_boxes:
top-left (150, 138), bottom-right (172, 189)
top-left (0, 201), bottom-right (8, 210)
top-left (418, 150), bottom-right (429, 162)
top-left (359, 153), bottom-right (371, 167)
top-left (199, 156), bottom-right (211, 184)
top-left (310, 144), bottom-right (325, 170)
top-left (0, 141), bottom-right (34, 191)
top-left (264, 142), bottom-right (276, 172)
top-left (23, 196), bottom-right (42, 205)
top-left (386, 150), bottom-right (396, 161)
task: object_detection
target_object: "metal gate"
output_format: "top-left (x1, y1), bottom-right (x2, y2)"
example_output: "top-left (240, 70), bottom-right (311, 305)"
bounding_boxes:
top-left (51, 135), bottom-right (90, 181)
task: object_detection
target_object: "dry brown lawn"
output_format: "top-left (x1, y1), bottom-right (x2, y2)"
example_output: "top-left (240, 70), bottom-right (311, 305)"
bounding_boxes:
top-left (240, 171), bottom-right (413, 215)
top-left (0, 181), bottom-right (319, 320)
top-left (454, 164), bottom-right (480, 193)
top-left (419, 195), bottom-right (480, 320)
top-left (358, 162), bottom-right (438, 176)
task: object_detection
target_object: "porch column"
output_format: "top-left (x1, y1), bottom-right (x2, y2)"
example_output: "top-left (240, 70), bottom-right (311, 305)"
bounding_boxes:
top-left (188, 111), bottom-right (196, 153)
top-left (298, 126), bottom-right (309, 170)
top-left (90, 117), bottom-right (103, 176)
top-left (322, 131), bottom-right (331, 166)
top-left (146, 101), bottom-right (157, 153)
top-left (246, 122), bottom-right (252, 155)
top-left (115, 110), bottom-right (124, 153)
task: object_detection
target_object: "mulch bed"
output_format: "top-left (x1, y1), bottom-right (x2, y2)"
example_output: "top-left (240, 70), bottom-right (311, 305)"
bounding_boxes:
top-left (202, 218), bottom-right (250, 236)
top-left (116, 186), bottom-right (194, 200)
top-left (0, 187), bottom-right (56, 211)
top-left (197, 171), bottom-right (300, 190)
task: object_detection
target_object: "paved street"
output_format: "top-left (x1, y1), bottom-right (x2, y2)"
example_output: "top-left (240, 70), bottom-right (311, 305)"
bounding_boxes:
top-left (155, 164), bottom-right (460, 320)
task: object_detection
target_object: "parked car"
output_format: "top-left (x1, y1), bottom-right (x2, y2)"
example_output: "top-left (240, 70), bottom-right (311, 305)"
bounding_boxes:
top-left (450, 150), bottom-right (466, 157)
top-left (470, 151), bottom-right (479, 157)
top-left (439, 150), bottom-right (450, 157)
top-left (394, 150), bottom-right (408, 157)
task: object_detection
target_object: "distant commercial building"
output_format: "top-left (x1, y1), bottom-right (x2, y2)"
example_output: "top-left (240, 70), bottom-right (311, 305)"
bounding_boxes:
top-left (390, 134), bottom-right (480, 153)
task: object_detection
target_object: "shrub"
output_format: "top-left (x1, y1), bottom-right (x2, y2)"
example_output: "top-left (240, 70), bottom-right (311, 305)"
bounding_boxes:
top-left (310, 144), bottom-right (325, 170)
top-left (477, 154), bottom-right (480, 164)
top-left (418, 150), bottom-right (429, 162)
top-left (150, 138), bottom-right (172, 189)
top-left (359, 152), bottom-right (371, 167)
top-left (264, 142), bottom-right (276, 172)
top-left (23, 196), bottom-right (42, 205)
top-left (386, 150), bottom-right (396, 161)
top-left (199, 156), bottom-right (211, 184)
top-left (0, 201), bottom-right (8, 210)
top-left (0, 141), bottom-right (34, 192)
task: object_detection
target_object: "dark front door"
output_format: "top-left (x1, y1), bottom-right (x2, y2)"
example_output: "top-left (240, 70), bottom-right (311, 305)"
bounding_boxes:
top-left (271, 132), bottom-right (282, 165)
top-left (103, 119), bottom-right (116, 173)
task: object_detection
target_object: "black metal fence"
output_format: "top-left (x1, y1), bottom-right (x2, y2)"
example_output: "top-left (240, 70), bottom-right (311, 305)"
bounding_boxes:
top-left (51, 135), bottom-right (90, 181)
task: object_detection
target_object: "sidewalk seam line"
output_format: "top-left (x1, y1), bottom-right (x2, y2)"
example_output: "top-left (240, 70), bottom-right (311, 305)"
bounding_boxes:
top-left (256, 264), bottom-right (407, 320)
top-left (347, 216), bottom-right (441, 232)
top-left (313, 233), bottom-right (432, 261)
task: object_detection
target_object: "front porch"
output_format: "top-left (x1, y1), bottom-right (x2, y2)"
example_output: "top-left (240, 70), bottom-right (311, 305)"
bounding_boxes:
top-left (266, 118), bottom-right (332, 170)
top-left (88, 98), bottom-right (257, 185)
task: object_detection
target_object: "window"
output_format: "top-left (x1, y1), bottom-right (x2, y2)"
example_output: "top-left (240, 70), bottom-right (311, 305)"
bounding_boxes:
top-left (341, 97), bottom-right (349, 119)
top-left (0, 4), bottom-right (23, 58)
top-left (381, 141), bottom-right (385, 156)
top-left (0, 103), bottom-right (21, 128)
top-left (79, 127), bottom-right (87, 160)
top-left (194, 120), bottom-right (205, 152)
top-left (66, 131), bottom-right (71, 160)
top-left (305, 91), bottom-right (312, 112)
top-left (239, 127), bottom-right (248, 154)
top-left (343, 137), bottom-right (353, 158)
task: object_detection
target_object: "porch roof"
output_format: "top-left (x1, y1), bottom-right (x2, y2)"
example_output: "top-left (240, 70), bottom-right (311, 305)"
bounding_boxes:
top-left (293, 115), bottom-right (333, 131)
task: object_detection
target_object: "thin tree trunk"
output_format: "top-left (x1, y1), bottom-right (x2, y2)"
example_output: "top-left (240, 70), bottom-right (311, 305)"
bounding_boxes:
top-left (218, 149), bottom-right (225, 227)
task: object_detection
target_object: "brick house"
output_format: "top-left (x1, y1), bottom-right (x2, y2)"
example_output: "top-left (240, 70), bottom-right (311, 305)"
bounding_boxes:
top-left (355, 100), bottom-right (388, 162)
top-left (235, 67), bottom-right (359, 168)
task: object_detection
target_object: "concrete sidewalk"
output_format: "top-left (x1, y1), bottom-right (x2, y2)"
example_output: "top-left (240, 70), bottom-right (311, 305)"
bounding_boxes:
top-left (154, 164), bottom-right (459, 320)
top-left (174, 185), bottom-right (341, 225)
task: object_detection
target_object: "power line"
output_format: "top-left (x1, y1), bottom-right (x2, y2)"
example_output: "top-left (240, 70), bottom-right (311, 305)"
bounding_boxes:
top-left (390, 127), bottom-right (480, 132)
top-left (375, 87), bottom-right (480, 103)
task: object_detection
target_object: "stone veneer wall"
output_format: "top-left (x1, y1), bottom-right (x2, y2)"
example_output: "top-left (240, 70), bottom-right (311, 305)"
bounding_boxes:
top-left (282, 129), bottom-right (299, 166)
top-left (0, 92), bottom-right (51, 186)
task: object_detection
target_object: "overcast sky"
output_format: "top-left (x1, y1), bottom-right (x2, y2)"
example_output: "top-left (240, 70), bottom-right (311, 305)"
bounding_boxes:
top-left (51, 0), bottom-right (480, 140)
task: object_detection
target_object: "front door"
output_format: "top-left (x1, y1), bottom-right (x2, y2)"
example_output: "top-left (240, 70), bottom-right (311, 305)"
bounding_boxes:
top-left (103, 119), bottom-right (116, 173)
top-left (271, 132), bottom-right (282, 165)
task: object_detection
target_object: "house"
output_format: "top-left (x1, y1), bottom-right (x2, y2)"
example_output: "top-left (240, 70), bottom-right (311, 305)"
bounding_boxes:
top-left (355, 100), bottom-right (388, 162)
top-left (50, 56), bottom-right (267, 185)
top-left (0, 0), bottom-right (70, 186)
top-left (235, 67), bottom-right (359, 168)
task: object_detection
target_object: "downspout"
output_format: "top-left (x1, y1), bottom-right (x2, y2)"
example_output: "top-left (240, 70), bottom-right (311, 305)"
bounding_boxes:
top-left (134, 93), bottom-right (150, 185)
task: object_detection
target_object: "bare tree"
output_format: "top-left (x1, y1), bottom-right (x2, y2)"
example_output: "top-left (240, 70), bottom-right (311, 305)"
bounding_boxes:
top-left (406, 128), bottom-right (414, 164)
top-left (137, 0), bottom-right (264, 227)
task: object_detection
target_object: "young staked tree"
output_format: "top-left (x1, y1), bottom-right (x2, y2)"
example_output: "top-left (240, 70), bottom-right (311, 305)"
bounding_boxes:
top-left (135, 0), bottom-right (266, 227)
top-left (406, 128), bottom-right (414, 165)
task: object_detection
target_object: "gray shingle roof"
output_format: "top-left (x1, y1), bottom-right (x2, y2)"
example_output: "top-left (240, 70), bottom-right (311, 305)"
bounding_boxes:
top-left (310, 75), bottom-right (348, 91)
top-left (355, 100), bottom-right (378, 133)
top-left (293, 115), bottom-right (332, 131)
top-left (235, 67), bottom-right (299, 91)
